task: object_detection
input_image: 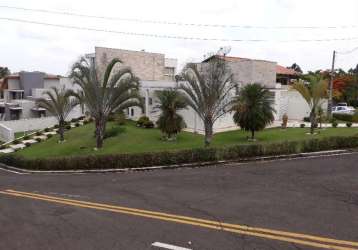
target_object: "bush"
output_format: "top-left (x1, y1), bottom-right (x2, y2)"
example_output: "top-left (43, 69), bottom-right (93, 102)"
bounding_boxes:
top-left (75, 122), bottom-right (80, 127)
top-left (137, 116), bottom-right (150, 127)
top-left (35, 131), bottom-right (42, 136)
top-left (346, 122), bottom-right (352, 128)
top-left (333, 113), bottom-right (353, 122)
top-left (44, 128), bottom-right (51, 132)
top-left (23, 135), bottom-right (30, 140)
top-left (104, 127), bottom-right (121, 139)
top-left (0, 144), bottom-right (8, 150)
top-left (65, 125), bottom-right (71, 130)
top-left (46, 134), bottom-right (53, 139)
top-left (83, 120), bottom-right (89, 125)
top-left (143, 120), bottom-right (154, 128)
top-left (71, 118), bottom-right (79, 123)
top-left (35, 138), bottom-right (42, 142)
top-left (54, 124), bottom-right (59, 129)
top-left (332, 121), bottom-right (338, 128)
top-left (12, 139), bottom-right (20, 145)
top-left (303, 117), bottom-right (310, 122)
top-left (2, 135), bottom-right (358, 171)
top-left (115, 111), bottom-right (126, 126)
top-left (300, 123), bottom-right (305, 128)
top-left (25, 142), bottom-right (31, 147)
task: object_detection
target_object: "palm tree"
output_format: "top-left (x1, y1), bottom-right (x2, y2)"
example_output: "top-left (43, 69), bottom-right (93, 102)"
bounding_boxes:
top-left (180, 58), bottom-right (235, 146)
top-left (36, 86), bottom-right (79, 142)
top-left (292, 76), bottom-right (327, 134)
top-left (154, 88), bottom-right (187, 140)
top-left (70, 57), bottom-right (142, 149)
top-left (231, 83), bottom-right (275, 140)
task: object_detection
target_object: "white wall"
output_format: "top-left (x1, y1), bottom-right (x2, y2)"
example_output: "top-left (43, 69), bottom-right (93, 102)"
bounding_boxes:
top-left (0, 123), bottom-right (14, 142)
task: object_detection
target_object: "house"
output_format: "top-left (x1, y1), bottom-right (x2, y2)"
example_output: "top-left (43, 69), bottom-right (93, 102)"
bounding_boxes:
top-left (0, 72), bottom-right (83, 141)
top-left (276, 65), bottom-right (300, 85)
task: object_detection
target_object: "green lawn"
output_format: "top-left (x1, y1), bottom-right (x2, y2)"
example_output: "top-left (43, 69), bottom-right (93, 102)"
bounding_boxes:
top-left (16, 121), bottom-right (358, 159)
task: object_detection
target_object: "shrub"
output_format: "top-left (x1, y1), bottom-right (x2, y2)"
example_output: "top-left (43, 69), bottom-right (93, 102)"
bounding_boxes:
top-left (46, 134), bottom-right (53, 139)
top-left (104, 127), bottom-right (120, 139)
top-left (54, 124), bottom-right (59, 129)
top-left (143, 120), bottom-right (154, 128)
top-left (115, 111), bottom-right (126, 126)
top-left (107, 114), bottom-right (116, 122)
top-left (137, 116), bottom-right (150, 127)
top-left (346, 122), bottom-right (352, 128)
top-left (75, 122), bottom-right (80, 127)
top-left (23, 135), bottom-right (30, 140)
top-left (300, 123), bottom-right (305, 128)
top-left (303, 117), bottom-right (310, 122)
top-left (35, 138), bottom-right (42, 142)
top-left (333, 113), bottom-right (353, 122)
top-left (35, 131), bottom-right (42, 136)
top-left (2, 135), bottom-right (358, 171)
top-left (71, 118), bottom-right (78, 123)
top-left (83, 120), bottom-right (89, 125)
top-left (44, 128), bottom-right (51, 132)
top-left (332, 121), bottom-right (338, 128)
top-left (65, 125), bottom-right (71, 130)
top-left (0, 144), bottom-right (8, 150)
top-left (12, 139), bottom-right (20, 145)
top-left (25, 142), bottom-right (31, 147)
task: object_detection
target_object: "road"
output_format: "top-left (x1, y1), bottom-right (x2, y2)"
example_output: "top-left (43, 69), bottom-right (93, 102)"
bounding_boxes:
top-left (0, 153), bottom-right (358, 250)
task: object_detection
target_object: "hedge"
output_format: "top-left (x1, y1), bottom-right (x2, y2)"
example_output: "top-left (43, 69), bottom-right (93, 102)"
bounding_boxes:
top-left (333, 113), bottom-right (358, 123)
top-left (1, 135), bottom-right (358, 171)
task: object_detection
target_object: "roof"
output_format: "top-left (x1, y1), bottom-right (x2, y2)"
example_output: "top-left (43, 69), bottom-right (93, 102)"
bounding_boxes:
top-left (276, 65), bottom-right (299, 76)
top-left (202, 55), bottom-right (275, 64)
top-left (4, 72), bottom-right (60, 80)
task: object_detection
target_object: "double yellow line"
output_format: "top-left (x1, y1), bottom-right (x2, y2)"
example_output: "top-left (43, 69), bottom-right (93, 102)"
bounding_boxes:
top-left (1, 189), bottom-right (358, 250)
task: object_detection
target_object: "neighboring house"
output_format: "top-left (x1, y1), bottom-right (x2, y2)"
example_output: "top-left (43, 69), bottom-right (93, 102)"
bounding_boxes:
top-left (0, 72), bottom-right (83, 142)
top-left (87, 46), bottom-right (177, 81)
top-left (276, 65), bottom-right (300, 85)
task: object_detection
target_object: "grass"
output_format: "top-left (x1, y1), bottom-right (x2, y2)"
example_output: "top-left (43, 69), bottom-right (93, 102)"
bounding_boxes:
top-left (16, 121), bottom-right (358, 159)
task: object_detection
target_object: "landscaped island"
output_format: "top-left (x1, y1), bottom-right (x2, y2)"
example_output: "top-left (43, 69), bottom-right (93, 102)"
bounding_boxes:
top-left (15, 121), bottom-right (358, 159)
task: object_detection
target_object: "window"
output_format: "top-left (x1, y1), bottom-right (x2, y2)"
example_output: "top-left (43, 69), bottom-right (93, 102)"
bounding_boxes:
top-left (149, 97), bottom-right (153, 105)
top-left (131, 108), bottom-right (134, 116)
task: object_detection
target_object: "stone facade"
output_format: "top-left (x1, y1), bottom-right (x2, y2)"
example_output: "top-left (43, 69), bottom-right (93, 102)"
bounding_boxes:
top-left (94, 47), bottom-right (168, 81)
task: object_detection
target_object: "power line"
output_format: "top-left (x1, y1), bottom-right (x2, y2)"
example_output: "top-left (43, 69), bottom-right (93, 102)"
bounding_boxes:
top-left (1, 17), bottom-right (358, 43)
top-left (1, 5), bottom-right (358, 30)
top-left (337, 46), bottom-right (358, 55)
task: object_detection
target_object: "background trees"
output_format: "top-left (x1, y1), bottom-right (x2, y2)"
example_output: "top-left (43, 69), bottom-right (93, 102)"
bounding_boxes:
top-left (292, 76), bottom-right (327, 134)
top-left (0, 67), bottom-right (10, 79)
top-left (36, 86), bottom-right (78, 142)
top-left (180, 57), bottom-right (235, 146)
top-left (70, 57), bottom-right (142, 149)
top-left (155, 88), bottom-right (187, 140)
top-left (231, 83), bottom-right (275, 140)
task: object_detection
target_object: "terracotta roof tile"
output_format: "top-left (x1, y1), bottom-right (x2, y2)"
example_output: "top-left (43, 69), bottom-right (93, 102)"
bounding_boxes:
top-left (276, 65), bottom-right (298, 75)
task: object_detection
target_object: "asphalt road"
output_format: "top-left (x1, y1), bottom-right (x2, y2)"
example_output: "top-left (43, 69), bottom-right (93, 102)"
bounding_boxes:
top-left (1, 153), bottom-right (358, 250)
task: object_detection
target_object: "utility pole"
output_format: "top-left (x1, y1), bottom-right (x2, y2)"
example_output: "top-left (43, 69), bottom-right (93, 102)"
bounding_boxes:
top-left (327, 50), bottom-right (336, 117)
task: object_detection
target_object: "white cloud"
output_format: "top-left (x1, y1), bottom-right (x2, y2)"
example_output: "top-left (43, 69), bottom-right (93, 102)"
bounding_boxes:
top-left (0, 0), bottom-right (357, 75)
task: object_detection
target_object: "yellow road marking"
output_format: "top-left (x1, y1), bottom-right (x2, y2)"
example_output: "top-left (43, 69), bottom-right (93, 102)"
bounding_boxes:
top-left (1, 190), bottom-right (357, 250)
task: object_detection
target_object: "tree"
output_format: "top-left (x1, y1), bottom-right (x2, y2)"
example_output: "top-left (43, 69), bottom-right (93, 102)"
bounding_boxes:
top-left (154, 88), bottom-right (187, 140)
top-left (231, 83), bottom-right (275, 140)
top-left (70, 57), bottom-right (142, 149)
top-left (292, 76), bottom-right (327, 134)
top-left (36, 86), bottom-right (78, 142)
top-left (0, 67), bottom-right (10, 79)
top-left (180, 57), bottom-right (235, 146)
top-left (288, 63), bottom-right (303, 74)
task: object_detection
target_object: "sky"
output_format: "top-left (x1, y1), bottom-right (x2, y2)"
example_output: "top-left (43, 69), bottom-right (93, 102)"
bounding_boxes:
top-left (0, 0), bottom-right (358, 76)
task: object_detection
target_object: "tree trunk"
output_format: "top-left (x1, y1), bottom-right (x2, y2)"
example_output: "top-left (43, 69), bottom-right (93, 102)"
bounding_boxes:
top-left (310, 111), bottom-right (316, 134)
top-left (251, 130), bottom-right (255, 140)
top-left (95, 115), bottom-right (106, 149)
top-left (59, 120), bottom-right (65, 142)
top-left (204, 120), bottom-right (213, 147)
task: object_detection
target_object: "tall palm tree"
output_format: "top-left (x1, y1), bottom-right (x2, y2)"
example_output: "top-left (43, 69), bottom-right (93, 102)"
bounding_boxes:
top-left (231, 83), bottom-right (275, 140)
top-left (292, 76), bottom-right (327, 134)
top-left (154, 88), bottom-right (187, 140)
top-left (180, 57), bottom-right (235, 146)
top-left (36, 86), bottom-right (79, 142)
top-left (70, 57), bottom-right (142, 149)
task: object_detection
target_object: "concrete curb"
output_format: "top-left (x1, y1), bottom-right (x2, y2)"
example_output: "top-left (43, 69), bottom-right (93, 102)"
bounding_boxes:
top-left (0, 149), bottom-right (355, 175)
